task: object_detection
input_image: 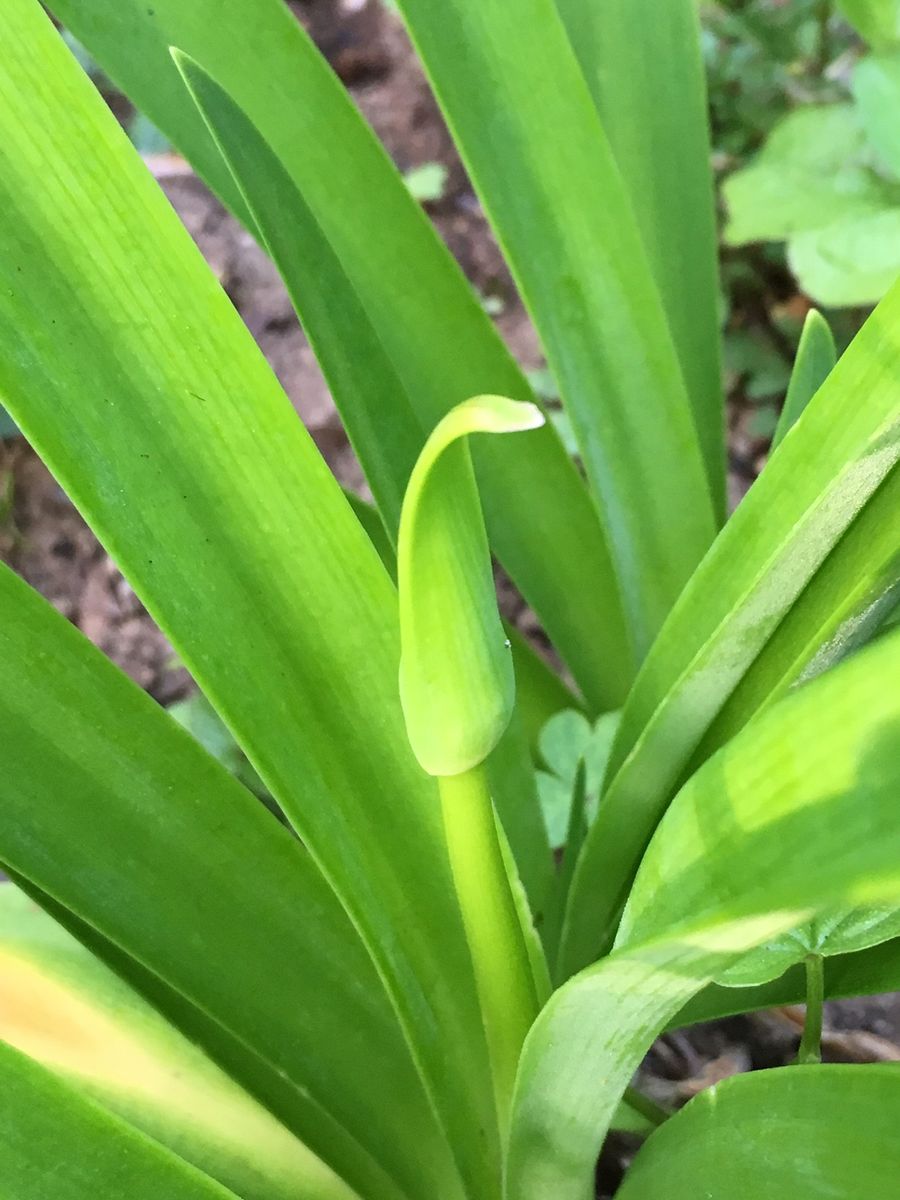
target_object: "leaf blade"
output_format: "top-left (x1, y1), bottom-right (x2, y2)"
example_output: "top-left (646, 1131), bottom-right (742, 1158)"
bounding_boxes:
top-left (0, 885), bottom-right (358, 1200)
top-left (0, 6), bottom-right (498, 1190)
top-left (617, 1066), bottom-right (900, 1200)
top-left (0, 563), bottom-right (456, 1200)
top-left (172, 49), bottom-right (419, 537)
top-left (508, 630), bottom-right (900, 1198)
top-left (559, 286), bottom-right (900, 975)
top-left (50, 0), bottom-right (631, 710)
top-left (773, 309), bottom-right (837, 449)
top-left (393, 0), bottom-right (717, 657)
top-left (674, 934), bottom-right (900, 1028)
top-left (554, 0), bottom-right (725, 517)
top-left (0, 1041), bottom-right (240, 1200)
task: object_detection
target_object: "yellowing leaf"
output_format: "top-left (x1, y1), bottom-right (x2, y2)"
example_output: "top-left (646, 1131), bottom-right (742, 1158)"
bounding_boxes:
top-left (0, 886), bottom-right (356, 1200)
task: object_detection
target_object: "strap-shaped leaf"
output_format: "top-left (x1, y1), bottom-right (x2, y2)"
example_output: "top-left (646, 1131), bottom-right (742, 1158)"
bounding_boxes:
top-left (617, 631), bottom-right (900, 958)
top-left (397, 396), bottom-right (544, 776)
top-left (172, 55), bottom-right (555, 902)
top-left (617, 1066), bottom-right (900, 1199)
top-left (554, 0), bottom-right (724, 518)
top-left (49, 0), bottom-right (631, 711)
top-left (508, 630), bottom-right (900, 1198)
top-left (0, 885), bottom-right (357, 1200)
top-left (172, 49), bottom-right (418, 537)
top-left (394, 0), bottom-right (717, 659)
top-left (491, 634), bottom-right (573, 922)
top-left (559, 290), bottom-right (900, 975)
top-left (0, 564), bottom-right (459, 1200)
top-left (0, 6), bottom-right (499, 1192)
top-left (0, 1041), bottom-right (238, 1200)
top-left (773, 309), bottom-right (837, 449)
top-left (691, 467), bottom-right (900, 762)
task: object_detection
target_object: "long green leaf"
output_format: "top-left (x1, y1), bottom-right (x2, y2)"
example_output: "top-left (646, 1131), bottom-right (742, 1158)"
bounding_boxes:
top-left (0, 1041), bottom-right (238, 1200)
top-left (0, 885), bottom-right (357, 1200)
top-left (508, 630), bottom-right (900, 1198)
top-left (0, 6), bottom-right (494, 1191)
top-left (617, 1066), bottom-right (900, 1199)
top-left (619, 653), bottom-right (900, 991)
top-left (553, 0), bottom-right (724, 518)
top-left (773, 309), bottom-right (837, 449)
top-left (49, 0), bottom-right (631, 711)
top-left (559, 290), bottom-right (900, 976)
top-left (690, 468), bottom-right (900, 763)
top-left (0, 564), bottom-right (460, 1200)
top-left (171, 56), bottom-right (571, 863)
top-left (173, 49), bottom-right (419, 537)
top-left (506, 626), bottom-right (579, 753)
top-left (489, 632), bottom-right (570, 922)
top-left (394, 0), bottom-right (717, 658)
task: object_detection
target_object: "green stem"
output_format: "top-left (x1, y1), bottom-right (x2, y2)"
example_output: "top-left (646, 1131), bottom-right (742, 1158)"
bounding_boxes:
top-left (623, 1085), bottom-right (669, 1129)
top-left (797, 953), bottom-right (825, 1065)
top-left (439, 765), bottom-right (539, 1138)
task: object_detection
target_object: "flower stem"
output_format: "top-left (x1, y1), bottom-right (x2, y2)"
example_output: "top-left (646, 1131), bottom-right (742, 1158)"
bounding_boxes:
top-left (797, 953), bottom-right (825, 1065)
top-left (439, 765), bottom-right (538, 1137)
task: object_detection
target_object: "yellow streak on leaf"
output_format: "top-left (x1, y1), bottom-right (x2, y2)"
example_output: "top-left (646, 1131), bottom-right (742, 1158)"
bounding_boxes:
top-left (0, 948), bottom-right (357, 1200)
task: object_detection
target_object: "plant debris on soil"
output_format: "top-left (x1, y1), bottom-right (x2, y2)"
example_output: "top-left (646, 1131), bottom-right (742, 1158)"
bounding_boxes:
top-left (2, 3), bottom-right (898, 1194)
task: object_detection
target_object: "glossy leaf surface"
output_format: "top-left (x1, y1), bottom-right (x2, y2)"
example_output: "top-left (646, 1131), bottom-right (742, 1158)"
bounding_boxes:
top-left (0, 7), bottom-right (498, 1192)
top-left (395, 0), bottom-right (717, 660)
top-left (49, 0), bottom-right (631, 710)
top-left (0, 885), bottom-right (357, 1200)
top-left (617, 1066), bottom-right (900, 1199)
top-left (0, 563), bottom-right (460, 1200)
top-left (509, 631), bottom-right (900, 1198)
top-left (554, 0), bottom-right (724, 516)
top-left (560, 287), bottom-right (900, 974)
top-left (0, 1041), bottom-right (238, 1200)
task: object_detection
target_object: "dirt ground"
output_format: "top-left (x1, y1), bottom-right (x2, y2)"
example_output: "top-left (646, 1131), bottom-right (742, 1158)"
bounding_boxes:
top-left (1, 3), bottom-right (896, 1193)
